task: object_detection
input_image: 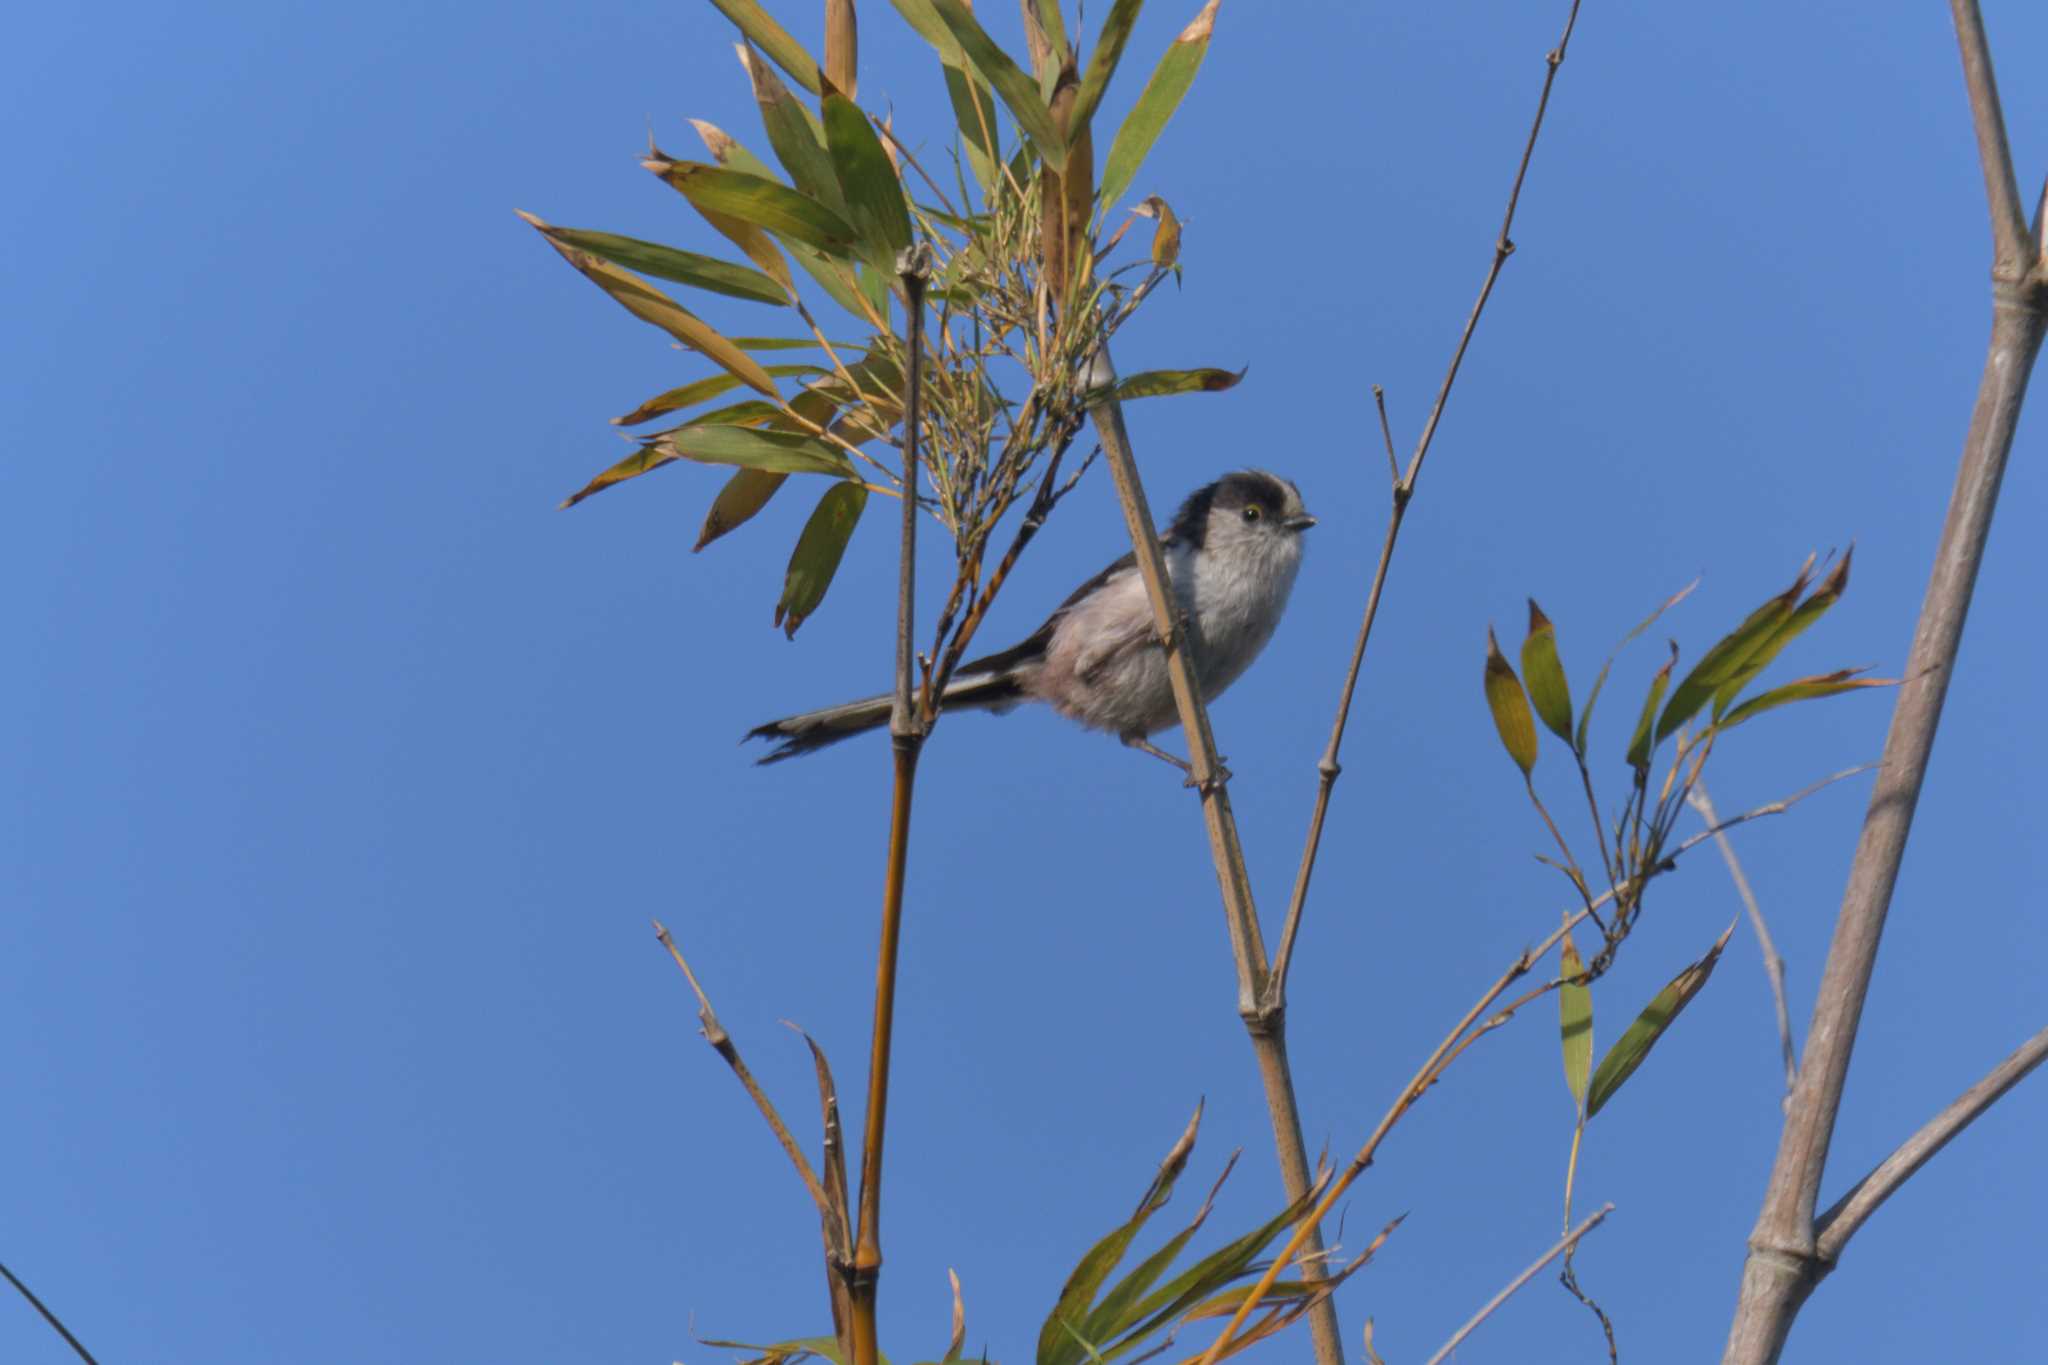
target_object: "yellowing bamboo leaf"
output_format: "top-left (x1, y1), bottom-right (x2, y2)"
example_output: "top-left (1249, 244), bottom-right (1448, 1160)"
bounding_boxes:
top-left (643, 158), bottom-right (860, 258)
top-left (696, 467), bottom-right (790, 551)
top-left (776, 480), bottom-right (868, 636)
top-left (1103, 366), bottom-right (1242, 400)
top-left (706, 0), bottom-right (823, 95)
top-left (1717, 669), bottom-right (1896, 730)
top-left (561, 402), bottom-right (783, 507)
top-left (1584, 920), bottom-right (1735, 1118)
top-left (1100, 0), bottom-right (1218, 209)
top-left (1521, 598), bottom-right (1573, 743)
top-left (520, 211), bottom-right (780, 397)
top-left (612, 365), bottom-right (820, 427)
top-left (1484, 625), bottom-right (1538, 777)
top-left (542, 226), bottom-right (788, 303)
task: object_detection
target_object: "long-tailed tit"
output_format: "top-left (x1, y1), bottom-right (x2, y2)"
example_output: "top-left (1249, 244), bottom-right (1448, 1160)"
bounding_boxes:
top-left (747, 470), bottom-right (1315, 770)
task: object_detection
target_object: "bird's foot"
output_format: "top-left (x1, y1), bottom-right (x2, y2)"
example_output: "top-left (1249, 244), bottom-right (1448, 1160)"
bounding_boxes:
top-left (1122, 734), bottom-right (1231, 793)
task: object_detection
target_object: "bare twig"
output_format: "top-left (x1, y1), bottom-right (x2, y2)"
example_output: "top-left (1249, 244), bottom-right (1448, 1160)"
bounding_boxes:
top-left (1268, 0), bottom-right (1585, 1006)
top-left (653, 920), bottom-right (852, 1336)
top-left (1689, 781), bottom-right (1797, 1103)
top-left (0, 1260), bottom-right (100, 1365)
top-left (1423, 1205), bottom-right (1615, 1365)
top-left (1814, 1023), bottom-right (2048, 1261)
top-left (1723, 6), bottom-right (2047, 1360)
top-left (1949, 0), bottom-right (2031, 272)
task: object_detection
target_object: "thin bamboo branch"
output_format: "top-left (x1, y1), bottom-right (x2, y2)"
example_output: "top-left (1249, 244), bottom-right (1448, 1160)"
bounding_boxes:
top-left (1085, 380), bottom-right (1347, 1364)
top-left (0, 1260), bottom-right (100, 1365)
top-left (1814, 1023), bottom-right (2048, 1261)
top-left (1267, 0), bottom-right (1585, 1007)
top-left (1422, 1205), bottom-right (1615, 1365)
top-left (1949, 0), bottom-right (2030, 272)
top-left (1689, 782), bottom-right (1797, 1103)
top-left (850, 260), bottom-right (934, 1365)
top-left (1722, 6), bottom-right (2047, 1358)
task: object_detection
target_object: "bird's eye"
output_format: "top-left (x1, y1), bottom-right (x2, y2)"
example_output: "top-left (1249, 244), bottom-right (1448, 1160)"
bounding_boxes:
top-left (1242, 504), bottom-right (1263, 523)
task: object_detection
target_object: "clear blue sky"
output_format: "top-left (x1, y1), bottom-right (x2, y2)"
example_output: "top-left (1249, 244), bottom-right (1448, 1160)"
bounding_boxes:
top-left (5, 2), bottom-right (2044, 1361)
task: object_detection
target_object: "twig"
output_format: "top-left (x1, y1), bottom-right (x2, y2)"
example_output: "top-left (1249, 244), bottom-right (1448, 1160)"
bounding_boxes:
top-left (1267, 0), bottom-right (1586, 1007)
top-left (1814, 1022), bottom-right (2048, 1261)
top-left (1689, 781), bottom-right (1797, 1103)
top-left (1723, 5), bottom-right (2047, 1360)
top-left (1423, 1205), bottom-right (1615, 1365)
top-left (0, 1260), bottom-right (100, 1365)
top-left (653, 920), bottom-right (852, 1336)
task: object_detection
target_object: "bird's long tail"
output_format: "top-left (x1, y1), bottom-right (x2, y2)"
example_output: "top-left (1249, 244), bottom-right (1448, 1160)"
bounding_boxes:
top-left (745, 667), bottom-right (1029, 763)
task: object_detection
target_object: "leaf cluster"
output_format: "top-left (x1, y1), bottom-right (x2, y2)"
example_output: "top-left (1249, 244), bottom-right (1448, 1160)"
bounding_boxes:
top-left (525, 0), bottom-right (1235, 646)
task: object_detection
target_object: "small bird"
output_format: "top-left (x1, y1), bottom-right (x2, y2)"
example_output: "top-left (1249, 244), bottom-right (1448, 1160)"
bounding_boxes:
top-left (747, 470), bottom-right (1315, 771)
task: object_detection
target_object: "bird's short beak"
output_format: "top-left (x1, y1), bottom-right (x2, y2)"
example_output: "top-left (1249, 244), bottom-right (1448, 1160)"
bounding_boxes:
top-left (1285, 514), bottom-right (1318, 532)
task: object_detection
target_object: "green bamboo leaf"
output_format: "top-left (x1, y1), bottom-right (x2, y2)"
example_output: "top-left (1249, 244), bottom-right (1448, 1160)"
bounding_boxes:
top-left (706, 0), bottom-right (824, 95)
top-left (645, 157), bottom-right (861, 258)
top-left (1484, 626), bottom-right (1538, 777)
top-left (698, 1335), bottom-right (850, 1365)
top-left (1574, 579), bottom-right (1697, 758)
top-left (1656, 561), bottom-right (1814, 743)
top-left (696, 467), bottom-right (789, 551)
top-left (691, 119), bottom-right (783, 181)
top-left (1101, 1178), bottom-right (1326, 1360)
top-left (521, 211), bottom-right (781, 398)
top-left (1713, 548), bottom-right (1854, 718)
top-left (562, 402), bottom-right (785, 508)
top-left (929, 0), bottom-right (1069, 172)
top-left (1584, 921), bottom-right (1735, 1118)
top-left (1625, 641), bottom-right (1678, 770)
top-left (1521, 598), bottom-right (1574, 743)
top-left (738, 45), bottom-right (843, 214)
top-left (942, 61), bottom-right (1002, 192)
top-left (777, 480), bottom-right (869, 636)
top-left (887, 0), bottom-right (964, 63)
top-left (1717, 669), bottom-right (1896, 731)
top-left (1559, 933), bottom-right (1592, 1109)
top-left (612, 366), bottom-right (820, 427)
top-left (824, 86), bottom-right (913, 270)
top-left (541, 227), bottom-right (787, 304)
top-left (1078, 1158), bottom-right (1233, 1347)
top-left (668, 424), bottom-right (853, 477)
top-left (1031, 0), bottom-right (1069, 62)
top-left (1039, 1106), bottom-right (1201, 1365)
top-left (1100, 0), bottom-right (1218, 209)
top-left (825, 0), bottom-right (858, 96)
top-left (1103, 367), bottom-right (1244, 400)
top-left (1073, 0), bottom-right (1146, 131)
